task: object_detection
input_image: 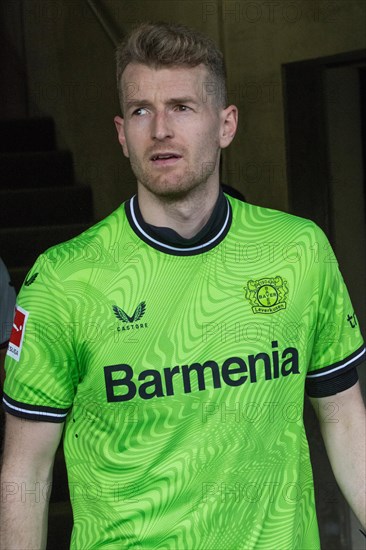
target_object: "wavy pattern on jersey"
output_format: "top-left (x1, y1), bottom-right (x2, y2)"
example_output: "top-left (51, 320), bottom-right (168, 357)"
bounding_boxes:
top-left (71, 499), bottom-right (141, 549)
top-left (65, 203), bottom-right (322, 548)
top-left (67, 395), bottom-right (315, 549)
top-left (237, 455), bottom-right (315, 549)
top-left (5, 255), bottom-right (77, 409)
top-left (9, 200), bottom-right (357, 548)
top-left (228, 203), bottom-right (350, 375)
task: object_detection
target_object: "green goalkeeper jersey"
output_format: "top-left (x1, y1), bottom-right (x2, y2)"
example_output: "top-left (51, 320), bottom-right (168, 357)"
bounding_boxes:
top-left (4, 195), bottom-right (365, 549)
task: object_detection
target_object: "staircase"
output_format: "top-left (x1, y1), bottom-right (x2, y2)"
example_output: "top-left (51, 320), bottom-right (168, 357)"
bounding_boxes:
top-left (0, 117), bottom-right (94, 290)
top-left (0, 117), bottom-right (94, 548)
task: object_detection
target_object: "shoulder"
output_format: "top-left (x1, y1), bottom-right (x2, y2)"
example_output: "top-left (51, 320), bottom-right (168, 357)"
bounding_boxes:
top-left (23, 202), bottom-right (128, 286)
top-left (227, 195), bottom-right (327, 241)
top-left (43, 202), bottom-right (127, 264)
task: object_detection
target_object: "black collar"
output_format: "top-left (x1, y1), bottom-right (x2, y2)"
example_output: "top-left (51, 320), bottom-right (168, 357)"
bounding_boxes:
top-left (125, 191), bottom-right (232, 256)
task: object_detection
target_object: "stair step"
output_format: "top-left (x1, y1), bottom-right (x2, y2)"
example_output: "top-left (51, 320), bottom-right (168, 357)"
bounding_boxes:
top-left (0, 186), bottom-right (93, 227)
top-left (0, 117), bottom-right (56, 153)
top-left (0, 150), bottom-right (74, 189)
top-left (0, 223), bottom-right (93, 268)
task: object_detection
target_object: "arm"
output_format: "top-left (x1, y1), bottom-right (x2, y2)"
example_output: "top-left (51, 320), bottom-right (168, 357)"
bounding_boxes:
top-left (0, 413), bottom-right (64, 550)
top-left (309, 380), bottom-right (366, 528)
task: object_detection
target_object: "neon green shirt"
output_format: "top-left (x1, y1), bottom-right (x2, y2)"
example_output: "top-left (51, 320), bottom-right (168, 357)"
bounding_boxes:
top-left (4, 195), bottom-right (365, 549)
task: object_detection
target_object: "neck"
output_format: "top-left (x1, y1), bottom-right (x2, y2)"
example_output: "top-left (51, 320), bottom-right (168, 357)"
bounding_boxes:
top-left (137, 183), bottom-right (220, 238)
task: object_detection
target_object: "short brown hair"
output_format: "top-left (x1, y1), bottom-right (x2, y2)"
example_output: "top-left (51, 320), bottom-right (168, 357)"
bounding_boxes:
top-left (116, 22), bottom-right (227, 109)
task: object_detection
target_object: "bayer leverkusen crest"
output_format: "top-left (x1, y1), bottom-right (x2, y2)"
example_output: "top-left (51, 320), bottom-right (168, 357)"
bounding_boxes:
top-left (244, 276), bottom-right (289, 314)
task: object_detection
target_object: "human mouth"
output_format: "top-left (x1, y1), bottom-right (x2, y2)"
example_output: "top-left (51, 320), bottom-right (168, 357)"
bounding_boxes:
top-left (150, 152), bottom-right (182, 166)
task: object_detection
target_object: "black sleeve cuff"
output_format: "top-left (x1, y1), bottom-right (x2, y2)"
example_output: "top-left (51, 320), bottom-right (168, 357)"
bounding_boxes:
top-left (306, 367), bottom-right (359, 397)
top-left (2, 392), bottom-right (69, 423)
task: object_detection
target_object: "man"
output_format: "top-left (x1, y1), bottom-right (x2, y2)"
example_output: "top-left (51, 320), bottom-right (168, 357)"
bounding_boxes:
top-left (1, 22), bottom-right (365, 550)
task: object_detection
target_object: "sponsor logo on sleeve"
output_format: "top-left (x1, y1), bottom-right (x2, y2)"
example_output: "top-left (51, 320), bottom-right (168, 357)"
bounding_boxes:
top-left (7, 306), bottom-right (29, 361)
top-left (347, 312), bottom-right (358, 328)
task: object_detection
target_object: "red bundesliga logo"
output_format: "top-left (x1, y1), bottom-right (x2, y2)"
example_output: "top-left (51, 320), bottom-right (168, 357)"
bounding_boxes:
top-left (7, 306), bottom-right (29, 361)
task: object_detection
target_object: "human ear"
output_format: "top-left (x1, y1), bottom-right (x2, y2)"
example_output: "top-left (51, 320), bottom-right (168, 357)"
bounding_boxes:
top-left (114, 115), bottom-right (129, 158)
top-left (219, 105), bottom-right (238, 149)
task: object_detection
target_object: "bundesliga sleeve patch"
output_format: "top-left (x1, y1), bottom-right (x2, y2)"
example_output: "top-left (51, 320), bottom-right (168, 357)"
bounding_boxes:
top-left (7, 305), bottom-right (29, 362)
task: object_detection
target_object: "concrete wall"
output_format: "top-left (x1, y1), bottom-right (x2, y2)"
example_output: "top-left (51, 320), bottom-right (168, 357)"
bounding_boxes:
top-left (0, 0), bottom-right (27, 119)
top-left (22, 0), bottom-right (220, 219)
top-left (21, 0), bottom-right (366, 218)
top-left (219, 0), bottom-right (366, 209)
top-left (23, 0), bottom-right (123, 218)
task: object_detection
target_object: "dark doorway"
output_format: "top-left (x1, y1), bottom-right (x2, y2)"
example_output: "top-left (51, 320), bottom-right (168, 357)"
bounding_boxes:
top-left (283, 50), bottom-right (366, 550)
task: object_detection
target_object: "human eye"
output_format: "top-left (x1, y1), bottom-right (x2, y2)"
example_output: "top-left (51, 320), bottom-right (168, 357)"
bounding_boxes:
top-left (132, 107), bottom-right (148, 116)
top-left (174, 104), bottom-right (191, 112)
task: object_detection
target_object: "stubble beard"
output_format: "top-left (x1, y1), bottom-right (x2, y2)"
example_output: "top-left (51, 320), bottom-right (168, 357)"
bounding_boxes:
top-left (129, 153), bottom-right (219, 201)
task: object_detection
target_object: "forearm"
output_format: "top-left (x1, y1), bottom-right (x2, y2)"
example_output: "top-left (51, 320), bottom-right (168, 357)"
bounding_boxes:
top-left (311, 383), bottom-right (366, 527)
top-left (0, 466), bottom-right (52, 550)
top-left (323, 418), bottom-right (365, 526)
top-left (0, 414), bottom-right (63, 550)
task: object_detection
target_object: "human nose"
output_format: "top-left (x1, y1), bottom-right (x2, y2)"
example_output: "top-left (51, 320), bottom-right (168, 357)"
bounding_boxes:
top-left (151, 111), bottom-right (173, 140)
